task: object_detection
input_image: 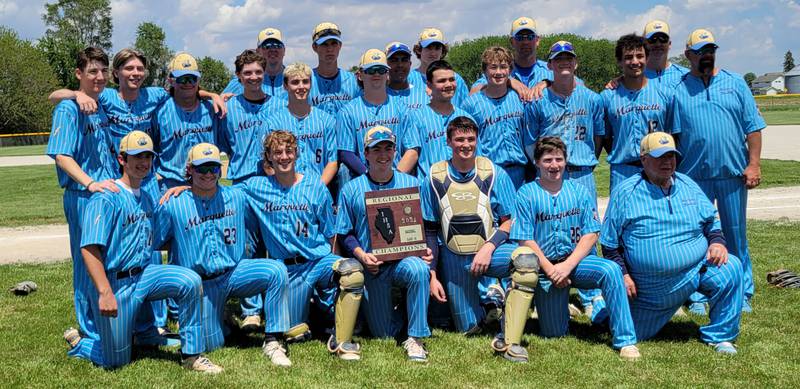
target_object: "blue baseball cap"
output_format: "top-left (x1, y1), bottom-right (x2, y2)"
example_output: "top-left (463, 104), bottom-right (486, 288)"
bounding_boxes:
top-left (548, 40), bottom-right (577, 60)
top-left (385, 42), bottom-right (412, 58)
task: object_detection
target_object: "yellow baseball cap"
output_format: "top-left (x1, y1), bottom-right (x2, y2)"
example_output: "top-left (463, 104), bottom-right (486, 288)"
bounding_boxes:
top-left (313, 22), bottom-right (341, 45)
top-left (640, 132), bottom-right (681, 158)
top-left (643, 20), bottom-right (670, 39)
top-left (510, 17), bottom-right (537, 36)
top-left (418, 28), bottom-right (446, 47)
top-left (187, 143), bottom-right (222, 166)
top-left (119, 131), bottom-right (155, 156)
top-left (257, 27), bottom-right (283, 46)
top-left (168, 52), bottom-right (200, 78)
top-left (687, 28), bottom-right (718, 51)
top-left (364, 126), bottom-right (396, 148)
top-left (359, 49), bottom-right (389, 70)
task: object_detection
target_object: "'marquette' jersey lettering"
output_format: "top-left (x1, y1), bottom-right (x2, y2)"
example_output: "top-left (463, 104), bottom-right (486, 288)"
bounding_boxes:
top-left (462, 90), bottom-right (527, 167)
top-left (99, 87), bottom-right (170, 154)
top-left (309, 68), bottom-right (360, 116)
top-left (265, 107), bottom-right (337, 176)
top-left (217, 94), bottom-right (282, 181)
top-left (152, 98), bottom-right (218, 183)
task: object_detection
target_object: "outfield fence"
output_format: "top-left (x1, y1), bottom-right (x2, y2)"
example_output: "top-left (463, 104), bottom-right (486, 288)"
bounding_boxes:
top-left (0, 132), bottom-right (49, 147)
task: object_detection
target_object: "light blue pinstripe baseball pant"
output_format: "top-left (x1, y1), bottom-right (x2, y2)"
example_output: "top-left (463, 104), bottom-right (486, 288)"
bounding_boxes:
top-left (363, 256), bottom-right (431, 338)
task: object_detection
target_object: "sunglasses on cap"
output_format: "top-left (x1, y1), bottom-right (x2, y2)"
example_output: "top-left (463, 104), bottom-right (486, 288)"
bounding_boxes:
top-left (175, 75), bottom-right (198, 85)
top-left (363, 67), bottom-right (389, 75)
top-left (691, 46), bottom-right (717, 56)
top-left (550, 41), bottom-right (575, 52)
top-left (195, 164), bottom-right (221, 175)
top-left (259, 41), bottom-right (284, 50)
top-left (514, 33), bottom-right (536, 41)
top-left (647, 35), bottom-right (669, 44)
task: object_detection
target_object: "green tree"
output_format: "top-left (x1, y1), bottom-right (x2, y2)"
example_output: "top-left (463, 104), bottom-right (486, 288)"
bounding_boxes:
top-left (134, 22), bottom-right (172, 87)
top-left (39, 0), bottom-right (112, 89)
top-left (448, 34), bottom-right (617, 91)
top-left (744, 72), bottom-right (756, 87)
top-left (197, 56), bottom-right (231, 94)
top-left (0, 27), bottom-right (60, 134)
top-left (784, 50), bottom-right (795, 72)
top-left (669, 54), bottom-right (691, 69)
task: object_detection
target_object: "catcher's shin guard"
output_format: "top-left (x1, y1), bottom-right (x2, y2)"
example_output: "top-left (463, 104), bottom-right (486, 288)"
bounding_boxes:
top-left (333, 258), bottom-right (364, 344)
top-left (504, 247), bottom-right (539, 345)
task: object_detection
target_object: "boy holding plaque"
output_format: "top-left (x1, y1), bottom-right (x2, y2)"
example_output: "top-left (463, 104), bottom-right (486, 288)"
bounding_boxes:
top-left (336, 126), bottom-right (434, 363)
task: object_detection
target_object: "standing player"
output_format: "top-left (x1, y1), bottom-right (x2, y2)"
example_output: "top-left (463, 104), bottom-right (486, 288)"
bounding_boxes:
top-left (309, 22), bottom-right (360, 116)
top-left (240, 130), bottom-right (363, 360)
top-left (409, 28), bottom-right (469, 108)
top-left (152, 52), bottom-right (218, 191)
top-left (672, 29), bottom-right (765, 313)
top-left (420, 116), bottom-right (518, 335)
top-left (385, 42), bottom-right (429, 110)
top-left (336, 48), bottom-right (418, 186)
top-left (462, 46), bottom-right (528, 188)
top-left (218, 50), bottom-right (284, 185)
top-left (509, 136), bottom-right (640, 362)
top-left (604, 21), bottom-right (689, 90)
top-left (523, 41), bottom-right (605, 317)
top-left (49, 47), bottom-right (119, 345)
top-left (470, 17), bottom-right (550, 96)
top-left (410, 60), bottom-right (473, 180)
top-left (65, 131), bottom-right (221, 373)
top-left (265, 62), bottom-right (338, 185)
top-left (601, 34), bottom-right (676, 191)
top-left (336, 126), bottom-right (433, 362)
top-left (153, 143), bottom-right (292, 366)
top-left (223, 27), bottom-right (287, 99)
top-left (601, 132), bottom-right (744, 354)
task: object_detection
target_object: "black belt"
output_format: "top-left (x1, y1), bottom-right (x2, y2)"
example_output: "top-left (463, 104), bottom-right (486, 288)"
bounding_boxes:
top-left (566, 165), bottom-right (593, 172)
top-left (622, 160), bottom-right (643, 168)
top-left (284, 256), bottom-right (309, 266)
top-left (201, 271), bottom-right (227, 281)
top-left (116, 266), bottom-right (143, 280)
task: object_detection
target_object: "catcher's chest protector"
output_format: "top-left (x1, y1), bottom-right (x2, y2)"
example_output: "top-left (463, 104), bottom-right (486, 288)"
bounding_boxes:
top-left (429, 157), bottom-right (496, 255)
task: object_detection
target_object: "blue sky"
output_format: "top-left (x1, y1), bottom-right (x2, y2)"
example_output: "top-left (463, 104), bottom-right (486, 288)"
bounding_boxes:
top-left (1, 0), bottom-right (798, 78)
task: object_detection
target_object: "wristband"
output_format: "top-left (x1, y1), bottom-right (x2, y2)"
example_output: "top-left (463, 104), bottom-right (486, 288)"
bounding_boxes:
top-left (487, 230), bottom-right (509, 247)
top-left (86, 180), bottom-right (95, 190)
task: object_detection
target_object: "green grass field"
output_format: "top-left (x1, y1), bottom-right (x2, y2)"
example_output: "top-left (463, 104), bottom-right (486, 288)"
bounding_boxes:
top-left (756, 95), bottom-right (800, 125)
top-left (0, 144), bottom-right (46, 157)
top-left (2, 159), bottom-right (800, 227)
top-left (761, 110), bottom-right (800, 126)
top-left (1, 220), bottom-right (798, 387)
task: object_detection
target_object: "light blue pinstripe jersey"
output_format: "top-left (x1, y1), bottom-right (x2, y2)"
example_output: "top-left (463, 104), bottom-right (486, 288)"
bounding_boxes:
top-left (151, 99), bottom-right (218, 183)
top-left (472, 60), bottom-right (553, 88)
top-left (601, 172), bottom-right (721, 280)
top-left (601, 82), bottom-right (676, 165)
top-left (408, 69), bottom-right (469, 108)
top-left (241, 174), bottom-right (335, 260)
top-left (153, 186), bottom-right (249, 276)
top-left (265, 107), bottom-right (337, 176)
top-left (336, 171), bottom-right (420, 252)
top-left (309, 68), bottom-right (360, 116)
top-left (672, 70), bottom-right (767, 180)
top-left (98, 87), bottom-right (170, 154)
top-left (510, 180), bottom-right (600, 259)
top-left (524, 84), bottom-right (605, 167)
top-left (420, 160), bottom-right (516, 224)
top-left (217, 94), bottom-right (282, 181)
top-left (47, 101), bottom-right (117, 190)
top-left (222, 73), bottom-right (288, 100)
top-left (644, 63), bottom-right (689, 90)
top-left (81, 185), bottom-right (155, 273)
top-left (410, 105), bottom-right (473, 179)
top-left (461, 90), bottom-right (527, 167)
top-left (336, 95), bottom-right (418, 163)
top-left (387, 84), bottom-right (429, 110)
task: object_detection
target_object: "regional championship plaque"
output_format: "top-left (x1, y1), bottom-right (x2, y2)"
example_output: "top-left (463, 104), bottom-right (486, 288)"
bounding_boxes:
top-left (364, 187), bottom-right (427, 262)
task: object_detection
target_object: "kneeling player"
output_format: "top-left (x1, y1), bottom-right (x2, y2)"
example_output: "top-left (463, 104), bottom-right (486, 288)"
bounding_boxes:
top-left (65, 131), bottom-right (221, 373)
top-left (239, 130), bottom-right (362, 360)
top-left (153, 143), bottom-right (292, 366)
top-left (509, 136), bottom-right (640, 361)
top-left (336, 126), bottom-right (434, 362)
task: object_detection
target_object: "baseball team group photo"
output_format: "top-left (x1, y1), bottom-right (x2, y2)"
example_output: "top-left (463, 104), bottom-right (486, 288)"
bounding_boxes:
top-left (1, 0), bottom-right (800, 387)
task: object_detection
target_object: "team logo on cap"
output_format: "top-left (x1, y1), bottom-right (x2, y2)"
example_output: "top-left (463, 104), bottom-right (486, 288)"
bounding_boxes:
top-left (519, 20), bottom-right (528, 25)
top-left (182, 60), bottom-right (192, 68)
top-left (137, 137), bottom-right (148, 146)
top-left (653, 23), bottom-right (663, 29)
top-left (428, 32), bottom-right (438, 37)
top-left (266, 31), bottom-right (274, 36)
top-left (659, 136), bottom-right (670, 144)
top-left (699, 32), bottom-right (710, 39)
top-left (372, 53), bottom-right (382, 60)
top-left (203, 147), bottom-right (214, 156)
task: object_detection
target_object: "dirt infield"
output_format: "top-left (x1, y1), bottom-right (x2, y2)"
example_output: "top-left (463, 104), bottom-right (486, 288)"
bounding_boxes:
top-left (1, 185), bottom-right (797, 265)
